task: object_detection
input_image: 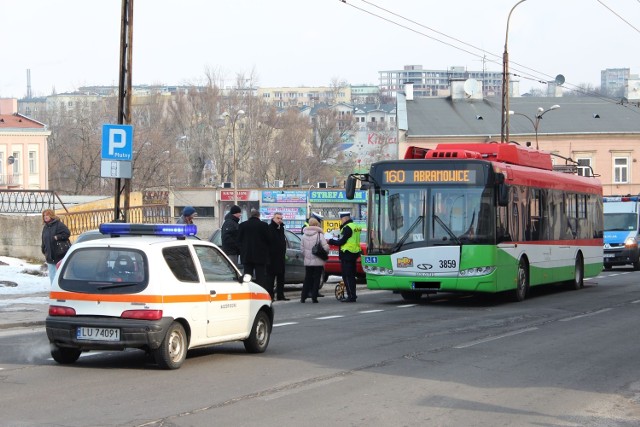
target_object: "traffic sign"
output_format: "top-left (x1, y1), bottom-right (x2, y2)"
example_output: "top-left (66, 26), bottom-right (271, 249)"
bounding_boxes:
top-left (101, 160), bottom-right (132, 179)
top-left (102, 124), bottom-right (133, 160)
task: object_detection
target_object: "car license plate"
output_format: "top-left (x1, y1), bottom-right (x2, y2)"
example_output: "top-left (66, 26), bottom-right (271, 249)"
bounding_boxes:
top-left (329, 250), bottom-right (339, 256)
top-left (603, 253), bottom-right (615, 258)
top-left (76, 327), bottom-right (120, 341)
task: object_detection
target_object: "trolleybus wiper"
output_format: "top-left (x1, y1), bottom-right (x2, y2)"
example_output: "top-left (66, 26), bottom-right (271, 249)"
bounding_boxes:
top-left (390, 215), bottom-right (423, 253)
top-left (433, 214), bottom-right (461, 245)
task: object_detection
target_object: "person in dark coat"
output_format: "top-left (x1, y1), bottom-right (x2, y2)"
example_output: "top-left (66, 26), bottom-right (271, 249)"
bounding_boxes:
top-left (220, 205), bottom-right (242, 265)
top-left (238, 209), bottom-right (272, 292)
top-left (41, 208), bottom-right (71, 285)
top-left (266, 212), bottom-right (288, 301)
top-left (176, 206), bottom-right (197, 224)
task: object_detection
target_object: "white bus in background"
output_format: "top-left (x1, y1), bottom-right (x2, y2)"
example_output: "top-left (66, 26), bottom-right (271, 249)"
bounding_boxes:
top-left (603, 196), bottom-right (640, 270)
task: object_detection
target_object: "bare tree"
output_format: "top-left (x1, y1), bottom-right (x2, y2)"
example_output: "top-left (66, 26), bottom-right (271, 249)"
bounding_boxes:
top-left (46, 98), bottom-right (116, 194)
top-left (166, 85), bottom-right (223, 186)
top-left (311, 105), bottom-right (356, 163)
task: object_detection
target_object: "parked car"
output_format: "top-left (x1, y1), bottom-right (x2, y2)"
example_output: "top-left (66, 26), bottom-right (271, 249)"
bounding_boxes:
top-left (46, 223), bottom-right (273, 369)
top-left (209, 228), bottom-right (305, 284)
top-left (323, 230), bottom-right (367, 282)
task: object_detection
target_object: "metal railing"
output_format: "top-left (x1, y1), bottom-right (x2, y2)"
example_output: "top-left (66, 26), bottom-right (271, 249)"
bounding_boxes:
top-left (0, 173), bottom-right (22, 186)
top-left (0, 189), bottom-right (65, 213)
top-left (58, 204), bottom-right (171, 238)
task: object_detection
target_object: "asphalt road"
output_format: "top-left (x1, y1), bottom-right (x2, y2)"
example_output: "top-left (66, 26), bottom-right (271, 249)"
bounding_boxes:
top-left (1, 270), bottom-right (640, 426)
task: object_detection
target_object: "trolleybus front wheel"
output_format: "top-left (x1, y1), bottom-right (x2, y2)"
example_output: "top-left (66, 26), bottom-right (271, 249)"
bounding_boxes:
top-left (513, 259), bottom-right (529, 302)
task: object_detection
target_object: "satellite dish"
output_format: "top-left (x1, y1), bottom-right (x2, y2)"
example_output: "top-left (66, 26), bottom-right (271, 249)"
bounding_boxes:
top-left (463, 79), bottom-right (479, 96)
top-left (555, 74), bottom-right (565, 86)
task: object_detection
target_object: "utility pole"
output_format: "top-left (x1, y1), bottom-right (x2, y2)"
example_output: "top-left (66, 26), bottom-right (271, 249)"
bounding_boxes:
top-left (114, 0), bottom-right (133, 222)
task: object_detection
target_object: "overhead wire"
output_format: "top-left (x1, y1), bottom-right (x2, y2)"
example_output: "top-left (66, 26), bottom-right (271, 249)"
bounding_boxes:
top-left (338, 0), bottom-right (640, 112)
top-left (597, 0), bottom-right (640, 35)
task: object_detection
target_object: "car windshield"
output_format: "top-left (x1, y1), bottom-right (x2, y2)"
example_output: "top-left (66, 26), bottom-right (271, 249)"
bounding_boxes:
top-left (604, 213), bottom-right (637, 231)
top-left (60, 248), bottom-right (147, 294)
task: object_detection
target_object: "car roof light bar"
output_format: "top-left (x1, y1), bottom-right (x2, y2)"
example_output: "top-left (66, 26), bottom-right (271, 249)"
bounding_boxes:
top-left (99, 223), bottom-right (197, 237)
top-left (603, 196), bottom-right (640, 202)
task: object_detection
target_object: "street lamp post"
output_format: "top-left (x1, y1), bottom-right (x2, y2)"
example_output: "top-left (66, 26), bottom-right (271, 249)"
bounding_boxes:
top-left (509, 105), bottom-right (560, 149)
top-left (222, 110), bottom-right (245, 205)
top-left (501, 0), bottom-right (528, 144)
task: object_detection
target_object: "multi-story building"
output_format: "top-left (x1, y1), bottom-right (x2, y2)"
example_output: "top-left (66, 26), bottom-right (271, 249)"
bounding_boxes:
top-left (350, 84), bottom-right (381, 104)
top-left (379, 65), bottom-right (505, 100)
top-left (601, 68), bottom-right (630, 97)
top-left (0, 98), bottom-right (51, 189)
top-left (257, 86), bottom-right (351, 108)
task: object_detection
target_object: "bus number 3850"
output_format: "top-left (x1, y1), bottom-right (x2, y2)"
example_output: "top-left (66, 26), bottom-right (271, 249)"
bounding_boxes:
top-left (439, 259), bottom-right (456, 269)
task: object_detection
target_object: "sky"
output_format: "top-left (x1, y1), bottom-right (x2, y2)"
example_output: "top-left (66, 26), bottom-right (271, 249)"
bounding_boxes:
top-left (1, 0), bottom-right (639, 98)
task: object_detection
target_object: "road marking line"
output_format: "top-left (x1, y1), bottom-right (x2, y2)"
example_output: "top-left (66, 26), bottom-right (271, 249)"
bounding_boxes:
top-left (273, 322), bottom-right (298, 327)
top-left (632, 300), bottom-right (640, 304)
top-left (454, 327), bottom-right (538, 349)
top-left (398, 304), bottom-right (417, 308)
top-left (560, 308), bottom-right (612, 321)
top-left (316, 315), bottom-right (344, 320)
top-left (359, 309), bottom-right (384, 314)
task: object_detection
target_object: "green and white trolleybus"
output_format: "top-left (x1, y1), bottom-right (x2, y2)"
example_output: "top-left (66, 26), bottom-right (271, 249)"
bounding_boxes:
top-left (346, 143), bottom-right (603, 302)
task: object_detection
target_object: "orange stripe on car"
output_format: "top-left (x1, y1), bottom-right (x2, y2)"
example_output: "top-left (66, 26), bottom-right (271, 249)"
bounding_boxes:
top-left (49, 291), bottom-right (272, 304)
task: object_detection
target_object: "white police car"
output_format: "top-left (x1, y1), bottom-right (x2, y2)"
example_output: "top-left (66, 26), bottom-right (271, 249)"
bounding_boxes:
top-left (46, 223), bottom-right (273, 369)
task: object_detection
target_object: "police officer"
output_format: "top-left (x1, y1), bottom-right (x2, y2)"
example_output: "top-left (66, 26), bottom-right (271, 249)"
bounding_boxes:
top-left (328, 211), bottom-right (362, 302)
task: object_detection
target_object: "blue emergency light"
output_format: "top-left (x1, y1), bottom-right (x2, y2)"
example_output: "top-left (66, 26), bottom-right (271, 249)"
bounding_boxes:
top-left (99, 223), bottom-right (197, 236)
top-left (603, 196), bottom-right (640, 202)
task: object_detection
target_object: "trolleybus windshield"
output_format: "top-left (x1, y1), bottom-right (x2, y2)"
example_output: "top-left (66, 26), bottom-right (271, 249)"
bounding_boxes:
top-left (367, 161), bottom-right (496, 254)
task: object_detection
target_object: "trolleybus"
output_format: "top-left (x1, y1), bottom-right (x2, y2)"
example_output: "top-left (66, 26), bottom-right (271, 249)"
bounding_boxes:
top-left (346, 143), bottom-right (603, 302)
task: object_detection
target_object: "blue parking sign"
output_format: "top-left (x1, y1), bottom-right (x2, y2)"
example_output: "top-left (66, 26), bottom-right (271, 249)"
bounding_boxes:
top-left (102, 124), bottom-right (133, 160)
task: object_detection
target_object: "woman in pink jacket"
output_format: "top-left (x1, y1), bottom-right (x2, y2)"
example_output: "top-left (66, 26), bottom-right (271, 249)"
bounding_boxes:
top-left (301, 217), bottom-right (330, 303)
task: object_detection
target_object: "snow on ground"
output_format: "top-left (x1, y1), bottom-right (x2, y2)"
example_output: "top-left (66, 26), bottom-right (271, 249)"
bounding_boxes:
top-left (0, 256), bottom-right (50, 306)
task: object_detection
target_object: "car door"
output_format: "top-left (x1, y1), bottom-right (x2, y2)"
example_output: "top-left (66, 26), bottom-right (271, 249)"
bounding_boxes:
top-left (192, 245), bottom-right (249, 339)
top-left (284, 230), bottom-right (305, 283)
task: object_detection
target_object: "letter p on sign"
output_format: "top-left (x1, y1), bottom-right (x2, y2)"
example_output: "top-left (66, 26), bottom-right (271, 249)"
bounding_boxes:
top-left (101, 124), bottom-right (133, 160)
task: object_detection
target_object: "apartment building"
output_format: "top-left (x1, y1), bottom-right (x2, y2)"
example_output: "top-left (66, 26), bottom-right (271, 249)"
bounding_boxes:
top-left (379, 65), bottom-right (505, 100)
top-left (0, 98), bottom-right (51, 189)
top-left (601, 68), bottom-right (630, 97)
top-left (257, 86), bottom-right (351, 108)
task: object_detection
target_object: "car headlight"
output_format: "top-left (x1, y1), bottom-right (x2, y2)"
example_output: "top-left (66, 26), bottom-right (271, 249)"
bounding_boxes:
top-left (459, 266), bottom-right (496, 277)
top-left (625, 238), bottom-right (638, 248)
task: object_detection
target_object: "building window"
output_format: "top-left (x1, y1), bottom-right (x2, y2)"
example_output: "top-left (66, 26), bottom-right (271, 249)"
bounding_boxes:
top-left (613, 157), bottom-right (629, 184)
top-left (12, 152), bottom-right (20, 174)
top-left (29, 151), bottom-right (37, 174)
top-left (576, 157), bottom-right (592, 177)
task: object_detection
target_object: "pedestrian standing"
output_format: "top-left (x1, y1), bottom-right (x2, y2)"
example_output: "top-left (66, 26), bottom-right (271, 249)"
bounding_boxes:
top-left (301, 211), bottom-right (323, 233)
top-left (177, 206), bottom-right (197, 224)
top-left (238, 209), bottom-right (272, 292)
top-left (267, 212), bottom-right (288, 301)
top-left (328, 211), bottom-right (362, 302)
top-left (219, 204), bottom-right (242, 265)
top-left (300, 217), bottom-right (330, 303)
top-left (41, 209), bottom-right (71, 285)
